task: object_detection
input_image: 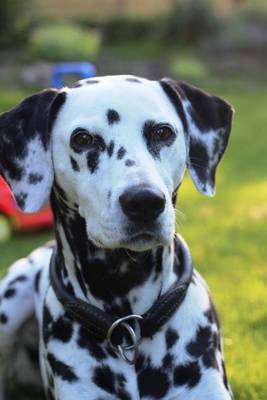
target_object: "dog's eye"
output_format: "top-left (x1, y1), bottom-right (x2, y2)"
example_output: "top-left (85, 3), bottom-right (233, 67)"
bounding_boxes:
top-left (155, 125), bottom-right (174, 141)
top-left (71, 129), bottom-right (94, 150)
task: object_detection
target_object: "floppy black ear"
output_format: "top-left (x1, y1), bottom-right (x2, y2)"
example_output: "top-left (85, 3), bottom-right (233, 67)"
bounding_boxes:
top-left (0, 89), bottom-right (66, 212)
top-left (160, 78), bottom-right (234, 196)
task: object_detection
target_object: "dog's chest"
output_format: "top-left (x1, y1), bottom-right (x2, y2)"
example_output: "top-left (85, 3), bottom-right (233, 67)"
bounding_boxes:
top-left (39, 272), bottom-right (221, 400)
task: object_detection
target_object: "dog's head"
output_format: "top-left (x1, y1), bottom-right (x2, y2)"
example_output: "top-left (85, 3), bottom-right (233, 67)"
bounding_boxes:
top-left (0, 75), bottom-right (233, 251)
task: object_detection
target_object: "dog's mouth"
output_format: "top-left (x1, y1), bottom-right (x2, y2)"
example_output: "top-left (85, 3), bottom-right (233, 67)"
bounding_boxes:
top-left (124, 232), bottom-right (155, 243)
top-left (119, 228), bottom-right (165, 251)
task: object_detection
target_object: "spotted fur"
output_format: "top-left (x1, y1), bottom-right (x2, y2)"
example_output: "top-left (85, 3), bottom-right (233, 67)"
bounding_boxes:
top-left (0, 75), bottom-right (233, 399)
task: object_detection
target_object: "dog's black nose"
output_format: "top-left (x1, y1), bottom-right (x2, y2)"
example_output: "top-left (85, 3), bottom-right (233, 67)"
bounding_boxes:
top-left (119, 185), bottom-right (166, 223)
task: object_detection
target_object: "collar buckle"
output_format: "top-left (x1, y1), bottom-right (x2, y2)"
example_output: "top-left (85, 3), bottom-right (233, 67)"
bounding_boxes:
top-left (107, 315), bottom-right (143, 365)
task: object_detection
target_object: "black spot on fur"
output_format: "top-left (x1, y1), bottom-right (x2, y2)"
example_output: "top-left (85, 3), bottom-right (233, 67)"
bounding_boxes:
top-left (86, 79), bottom-right (99, 84)
top-left (86, 135), bottom-right (106, 173)
top-left (138, 367), bottom-right (170, 398)
top-left (166, 328), bottom-right (179, 349)
top-left (107, 109), bottom-right (120, 125)
top-left (93, 365), bottom-right (116, 394)
top-left (35, 270), bottom-right (41, 293)
top-left (204, 297), bottom-right (220, 328)
top-left (186, 326), bottom-right (220, 370)
top-left (187, 326), bottom-right (212, 358)
top-left (87, 151), bottom-right (100, 173)
top-left (43, 305), bottom-right (53, 345)
top-left (9, 275), bottom-right (27, 285)
top-left (80, 250), bottom-right (155, 302)
top-left (47, 353), bottom-right (78, 382)
top-left (69, 82), bottom-right (82, 88)
top-left (77, 326), bottom-right (106, 361)
top-left (107, 141), bottom-right (114, 157)
top-left (188, 138), bottom-right (210, 186)
top-left (174, 361), bottom-right (201, 388)
top-left (125, 159), bottom-right (135, 167)
top-left (3, 288), bottom-right (16, 299)
top-left (126, 77), bottom-right (142, 83)
top-left (117, 146), bottom-right (126, 160)
top-left (93, 366), bottom-right (130, 399)
top-left (51, 316), bottom-right (73, 343)
top-left (16, 192), bottom-right (28, 209)
top-left (162, 353), bottom-right (174, 370)
top-left (28, 173), bottom-right (43, 184)
top-left (70, 156), bottom-right (80, 172)
top-left (202, 348), bottom-right (219, 370)
top-left (0, 313), bottom-right (8, 324)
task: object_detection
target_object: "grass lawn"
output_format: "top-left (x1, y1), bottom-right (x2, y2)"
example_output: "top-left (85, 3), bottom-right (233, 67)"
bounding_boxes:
top-left (0, 83), bottom-right (267, 399)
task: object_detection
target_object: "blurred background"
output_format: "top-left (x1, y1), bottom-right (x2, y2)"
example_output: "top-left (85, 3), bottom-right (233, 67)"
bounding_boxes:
top-left (0, 0), bottom-right (267, 399)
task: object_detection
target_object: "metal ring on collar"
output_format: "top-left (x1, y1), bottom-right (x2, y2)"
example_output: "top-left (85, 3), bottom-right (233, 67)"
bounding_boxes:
top-left (107, 315), bottom-right (143, 365)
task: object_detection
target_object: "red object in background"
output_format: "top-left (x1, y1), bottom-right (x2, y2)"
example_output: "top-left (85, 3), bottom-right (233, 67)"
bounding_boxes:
top-left (0, 176), bottom-right (53, 232)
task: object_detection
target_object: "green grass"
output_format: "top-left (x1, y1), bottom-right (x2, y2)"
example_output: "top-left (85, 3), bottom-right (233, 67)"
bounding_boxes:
top-left (0, 84), bottom-right (267, 399)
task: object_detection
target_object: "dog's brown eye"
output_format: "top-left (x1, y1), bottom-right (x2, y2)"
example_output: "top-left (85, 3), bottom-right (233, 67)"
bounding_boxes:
top-left (155, 125), bottom-right (174, 141)
top-left (71, 129), bottom-right (93, 150)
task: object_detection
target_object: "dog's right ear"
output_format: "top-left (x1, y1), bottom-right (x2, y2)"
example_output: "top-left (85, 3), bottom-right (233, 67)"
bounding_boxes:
top-left (160, 78), bottom-right (234, 197)
top-left (0, 89), bottom-right (66, 212)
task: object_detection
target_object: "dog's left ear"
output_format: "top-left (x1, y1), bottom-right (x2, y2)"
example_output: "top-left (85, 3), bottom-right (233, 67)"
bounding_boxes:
top-left (160, 78), bottom-right (234, 196)
top-left (0, 89), bottom-right (66, 212)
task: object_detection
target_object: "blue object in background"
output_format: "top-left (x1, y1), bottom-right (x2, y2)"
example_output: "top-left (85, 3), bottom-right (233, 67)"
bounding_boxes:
top-left (51, 62), bottom-right (96, 88)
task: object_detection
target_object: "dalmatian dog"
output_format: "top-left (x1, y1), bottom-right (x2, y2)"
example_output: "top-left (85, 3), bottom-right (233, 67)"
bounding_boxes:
top-left (0, 75), bottom-right (234, 400)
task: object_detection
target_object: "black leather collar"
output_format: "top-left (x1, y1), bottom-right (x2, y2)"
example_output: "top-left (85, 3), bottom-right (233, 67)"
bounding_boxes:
top-left (50, 235), bottom-right (193, 363)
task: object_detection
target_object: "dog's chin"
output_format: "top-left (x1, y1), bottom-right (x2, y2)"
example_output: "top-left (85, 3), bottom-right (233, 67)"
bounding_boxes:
top-left (119, 233), bottom-right (166, 252)
top-left (87, 229), bottom-right (170, 251)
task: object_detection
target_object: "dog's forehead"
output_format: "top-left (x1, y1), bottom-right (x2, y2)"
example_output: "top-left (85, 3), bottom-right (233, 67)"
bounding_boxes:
top-left (57, 75), bottom-right (180, 129)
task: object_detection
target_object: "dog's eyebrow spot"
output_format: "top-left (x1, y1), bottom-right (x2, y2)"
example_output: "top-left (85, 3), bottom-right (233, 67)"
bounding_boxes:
top-left (125, 159), bottom-right (135, 167)
top-left (28, 173), bottom-right (44, 184)
top-left (107, 191), bottom-right (111, 200)
top-left (126, 77), bottom-right (142, 83)
top-left (107, 109), bottom-right (120, 125)
top-left (117, 146), bottom-right (126, 160)
top-left (70, 157), bottom-right (80, 172)
top-left (86, 79), bottom-right (99, 84)
top-left (107, 141), bottom-right (114, 157)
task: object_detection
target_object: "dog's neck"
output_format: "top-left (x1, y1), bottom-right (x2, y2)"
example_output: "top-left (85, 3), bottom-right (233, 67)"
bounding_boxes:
top-left (50, 187), bottom-right (177, 316)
